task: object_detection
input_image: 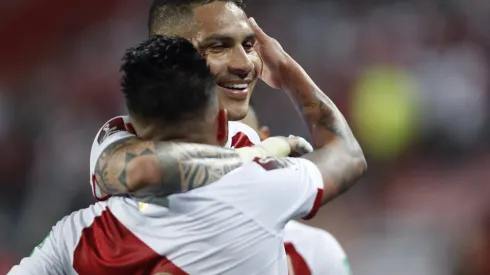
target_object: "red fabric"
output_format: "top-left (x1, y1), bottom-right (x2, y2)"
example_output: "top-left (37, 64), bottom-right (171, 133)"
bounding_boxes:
top-left (285, 242), bottom-right (311, 275)
top-left (73, 208), bottom-right (188, 275)
top-left (302, 188), bottom-right (323, 220)
top-left (231, 131), bottom-right (254, 148)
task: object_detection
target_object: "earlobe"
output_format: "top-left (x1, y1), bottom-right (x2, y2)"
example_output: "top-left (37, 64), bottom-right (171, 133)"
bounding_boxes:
top-left (217, 109), bottom-right (228, 145)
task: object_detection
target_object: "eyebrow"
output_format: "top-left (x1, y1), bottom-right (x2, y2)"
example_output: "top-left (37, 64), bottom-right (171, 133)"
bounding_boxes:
top-left (199, 33), bottom-right (256, 44)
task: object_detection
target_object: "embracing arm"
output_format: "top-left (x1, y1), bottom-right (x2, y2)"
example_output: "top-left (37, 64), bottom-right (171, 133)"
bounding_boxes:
top-left (284, 62), bottom-right (367, 204)
top-left (94, 135), bottom-right (301, 197)
top-left (247, 18), bottom-right (367, 204)
top-left (94, 138), bottom-right (243, 196)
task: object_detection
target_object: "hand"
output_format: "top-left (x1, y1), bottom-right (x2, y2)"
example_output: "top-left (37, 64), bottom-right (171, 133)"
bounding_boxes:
top-left (257, 126), bottom-right (270, 141)
top-left (281, 135), bottom-right (314, 157)
top-left (249, 17), bottom-right (291, 90)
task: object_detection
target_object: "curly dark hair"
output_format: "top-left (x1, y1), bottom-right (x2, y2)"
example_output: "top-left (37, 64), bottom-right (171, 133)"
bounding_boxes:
top-left (120, 35), bottom-right (216, 126)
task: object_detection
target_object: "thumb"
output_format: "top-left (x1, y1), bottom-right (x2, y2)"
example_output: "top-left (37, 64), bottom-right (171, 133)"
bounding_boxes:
top-left (248, 17), bottom-right (269, 42)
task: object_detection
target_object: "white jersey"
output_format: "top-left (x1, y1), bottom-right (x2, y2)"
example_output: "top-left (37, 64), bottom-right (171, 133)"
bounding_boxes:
top-left (85, 116), bottom-right (350, 274)
top-left (284, 221), bottom-right (351, 275)
top-left (9, 157), bottom-right (324, 275)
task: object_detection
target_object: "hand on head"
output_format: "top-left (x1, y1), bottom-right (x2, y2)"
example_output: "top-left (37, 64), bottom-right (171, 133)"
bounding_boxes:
top-left (248, 17), bottom-right (291, 90)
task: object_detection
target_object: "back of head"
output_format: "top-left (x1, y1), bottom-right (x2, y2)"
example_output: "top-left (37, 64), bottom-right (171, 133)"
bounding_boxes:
top-left (148, 0), bottom-right (244, 36)
top-left (120, 35), bottom-right (217, 140)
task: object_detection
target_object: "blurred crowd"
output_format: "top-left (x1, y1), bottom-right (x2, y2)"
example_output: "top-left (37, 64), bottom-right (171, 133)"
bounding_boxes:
top-left (1, 0), bottom-right (489, 274)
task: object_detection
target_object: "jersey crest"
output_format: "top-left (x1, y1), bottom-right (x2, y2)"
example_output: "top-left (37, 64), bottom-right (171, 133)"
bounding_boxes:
top-left (96, 117), bottom-right (126, 144)
top-left (252, 157), bottom-right (293, 171)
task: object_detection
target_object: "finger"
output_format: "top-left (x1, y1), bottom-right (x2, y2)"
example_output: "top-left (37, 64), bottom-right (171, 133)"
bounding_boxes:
top-left (258, 126), bottom-right (271, 141)
top-left (248, 17), bottom-right (269, 42)
top-left (299, 139), bottom-right (314, 154)
top-left (291, 135), bottom-right (313, 155)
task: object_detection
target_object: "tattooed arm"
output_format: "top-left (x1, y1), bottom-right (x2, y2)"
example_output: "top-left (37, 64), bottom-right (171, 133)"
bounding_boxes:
top-left (285, 65), bottom-right (367, 204)
top-left (249, 18), bottom-right (367, 205)
top-left (94, 135), bottom-right (304, 197)
top-left (94, 138), bottom-right (244, 196)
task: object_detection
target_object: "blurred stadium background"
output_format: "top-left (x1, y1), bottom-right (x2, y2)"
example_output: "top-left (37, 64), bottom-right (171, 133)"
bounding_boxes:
top-left (1, 0), bottom-right (490, 274)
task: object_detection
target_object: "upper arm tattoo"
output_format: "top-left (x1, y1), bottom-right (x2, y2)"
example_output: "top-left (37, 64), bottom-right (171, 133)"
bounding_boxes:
top-left (94, 137), bottom-right (243, 198)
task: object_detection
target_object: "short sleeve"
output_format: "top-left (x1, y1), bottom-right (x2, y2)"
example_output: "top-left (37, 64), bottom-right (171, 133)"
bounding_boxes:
top-left (254, 157), bottom-right (324, 222)
top-left (216, 157), bottom-right (324, 232)
top-left (89, 116), bottom-right (136, 200)
top-left (8, 228), bottom-right (66, 274)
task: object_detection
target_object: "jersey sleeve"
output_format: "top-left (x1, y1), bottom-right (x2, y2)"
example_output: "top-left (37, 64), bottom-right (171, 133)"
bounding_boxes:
top-left (8, 225), bottom-right (67, 275)
top-left (221, 157), bottom-right (324, 232)
top-left (90, 116), bottom-right (136, 200)
top-left (258, 157), bottom-right (324, 222)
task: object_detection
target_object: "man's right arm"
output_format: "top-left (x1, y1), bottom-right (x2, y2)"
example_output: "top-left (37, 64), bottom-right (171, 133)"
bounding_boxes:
top-left (249, 18), bottom-right (367, 205)
top-left (94, 137), bottom-right (244, 197)
top-left (285, 66), bottom-right (367, 204)
top-left (90, 116), bottom-right (249, 198)
top-left (92, 123), bottom-right (301, 197)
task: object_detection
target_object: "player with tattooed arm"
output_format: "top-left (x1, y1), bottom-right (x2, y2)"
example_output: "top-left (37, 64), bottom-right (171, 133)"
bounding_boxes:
top-left (10, 32), bottom-right (365, 275)
top-left (89, 2), bottom-right (365, 275)
top-left (88, 2), bottom-right (352, 273)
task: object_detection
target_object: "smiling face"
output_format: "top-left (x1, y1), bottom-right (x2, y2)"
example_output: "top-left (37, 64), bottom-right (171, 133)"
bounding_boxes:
top-left (192, 2), bottom-right (261, 121)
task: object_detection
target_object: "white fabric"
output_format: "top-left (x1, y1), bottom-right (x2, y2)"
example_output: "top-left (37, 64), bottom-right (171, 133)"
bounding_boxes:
top-left (284, 221), bottom-right (351, 275)
top-left (86, 115), bottom-right (348, 274)
top-left (10, 158), bottom-right (323, 275)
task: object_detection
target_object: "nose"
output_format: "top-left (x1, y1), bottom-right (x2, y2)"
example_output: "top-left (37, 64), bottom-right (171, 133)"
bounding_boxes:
top-left (227, 46), bottom-right (254, 78)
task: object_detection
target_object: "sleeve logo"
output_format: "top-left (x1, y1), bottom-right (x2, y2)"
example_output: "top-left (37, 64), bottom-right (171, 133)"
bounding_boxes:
top-left (29, 233), bottom-right (50, 256)
top-left (97, 117), bottom-right (126, 144)
top-left (253, 157), bottom-right (293, 171)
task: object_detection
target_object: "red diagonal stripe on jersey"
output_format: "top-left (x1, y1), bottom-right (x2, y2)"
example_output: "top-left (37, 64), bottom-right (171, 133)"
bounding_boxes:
top-left (73, 208), bottom-right (188, 275)
top-left (231, 131), bottom-right (254, 148)
top-left (302, 188), bottom-right (323, 220)
top-left (285, 242), bottom-right (311, 275)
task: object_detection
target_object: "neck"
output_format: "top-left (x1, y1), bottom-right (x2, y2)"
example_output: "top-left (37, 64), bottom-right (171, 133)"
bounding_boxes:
top-left (157, 133), bottom-right (217, 145)
top-left (137, 125), bottom-right (218, 146)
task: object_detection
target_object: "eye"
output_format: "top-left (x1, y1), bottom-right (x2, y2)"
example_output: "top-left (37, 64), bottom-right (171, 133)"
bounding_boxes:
top-left (208, 44), bottom-right (226, 53)
top-left (243, 40), bottom-right (255, 52)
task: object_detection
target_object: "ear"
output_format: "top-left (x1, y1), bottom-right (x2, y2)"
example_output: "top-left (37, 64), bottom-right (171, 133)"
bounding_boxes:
top-left (258, 126), bottom-right (270, 141)
top-left (216, 108), bottom-right (228, 146)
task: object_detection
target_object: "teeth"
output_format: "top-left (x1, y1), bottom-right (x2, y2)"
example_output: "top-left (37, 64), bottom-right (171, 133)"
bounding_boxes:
top-left (222, 83), bottom-right (248, 89)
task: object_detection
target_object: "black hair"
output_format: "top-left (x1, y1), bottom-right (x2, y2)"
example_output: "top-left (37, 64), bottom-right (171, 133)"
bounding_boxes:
top-left (148, 0), bottom-right (245, 35)
top-left (120, 35), bottom-right (216, 126)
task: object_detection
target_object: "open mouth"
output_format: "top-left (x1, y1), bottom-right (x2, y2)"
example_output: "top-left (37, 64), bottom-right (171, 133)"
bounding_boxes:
top-left (218, 83), bottom-right (249, 90)
top-left (217, 82), bottom-right (250, 99)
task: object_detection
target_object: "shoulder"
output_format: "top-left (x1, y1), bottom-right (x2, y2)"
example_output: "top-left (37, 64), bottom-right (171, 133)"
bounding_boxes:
top-left (285, 221), bottom-right (349, 274)
top-left (285, 221), bottom-right (346, 258)
top-left (94, 115), bottom-right (135, 145)
top-left (226, 121), bottom-right (261, 148)
top-left (56, 202), bottom-right (108, 232)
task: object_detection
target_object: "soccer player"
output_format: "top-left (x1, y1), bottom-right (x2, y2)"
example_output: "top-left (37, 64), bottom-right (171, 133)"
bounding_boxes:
top-left (9, 35), bottom-right (364, 275)
top-left (89, 1), bottom-right (365, 274)
top-left (240, 105), bottom-right (352, 275)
